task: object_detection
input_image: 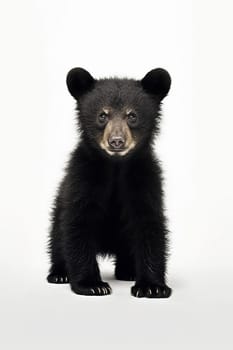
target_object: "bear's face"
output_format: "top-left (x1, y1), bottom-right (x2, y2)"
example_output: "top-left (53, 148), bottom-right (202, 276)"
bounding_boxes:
top-left (66, 68), bottom-right (171, 158)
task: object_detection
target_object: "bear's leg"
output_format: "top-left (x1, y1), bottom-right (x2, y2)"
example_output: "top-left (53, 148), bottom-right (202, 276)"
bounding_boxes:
top-left (65, 240), bottom-right (111, 296)
top-left (115, 250), bottom-right (135, 281)
top-left (47, 245), bottom-right (69, 284)
top-left (62, 208), bottom-right (111, 296)
top-left (47, 201), bottom-right (69, 284)
top-left (131, 219), bottom-right (172, 298)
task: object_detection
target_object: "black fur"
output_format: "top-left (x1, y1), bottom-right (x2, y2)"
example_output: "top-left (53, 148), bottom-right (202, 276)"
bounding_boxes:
top-left (47, 68), bottom-right (172, 298)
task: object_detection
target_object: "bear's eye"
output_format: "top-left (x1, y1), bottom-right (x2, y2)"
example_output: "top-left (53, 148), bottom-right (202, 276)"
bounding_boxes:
top-left (127, 113), bottom-right (137, 125)
top-left (98, 112), bottom-right (109, 125)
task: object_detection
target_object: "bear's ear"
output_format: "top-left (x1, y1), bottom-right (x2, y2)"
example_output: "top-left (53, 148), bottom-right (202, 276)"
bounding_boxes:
top-left (66, 67), bottom-right (96, 99)
top-left (141, 68), bottom-right (171, 101)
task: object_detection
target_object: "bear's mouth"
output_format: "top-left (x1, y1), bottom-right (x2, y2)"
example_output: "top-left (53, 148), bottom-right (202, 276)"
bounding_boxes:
top-left (100, 137), bottom-right (137, 156)
top-left (101, 145), bottom-right (136, 157)
top-left (109, 148), bottom-right (125, 153)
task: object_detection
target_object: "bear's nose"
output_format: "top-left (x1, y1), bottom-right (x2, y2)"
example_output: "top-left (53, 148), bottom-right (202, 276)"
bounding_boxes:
top-left (108, 136), bottom-right (125, 149)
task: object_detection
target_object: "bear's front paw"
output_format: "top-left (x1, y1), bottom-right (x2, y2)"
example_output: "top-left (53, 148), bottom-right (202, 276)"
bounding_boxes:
top-left (71, 281), bottom-right (112, 296)
top-left (47, 273), bottom-right (69, 284)
top-left (131, 283), bottom-right (172, 298)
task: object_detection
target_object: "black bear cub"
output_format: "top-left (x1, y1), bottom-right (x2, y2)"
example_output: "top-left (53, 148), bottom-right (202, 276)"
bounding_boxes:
top-left (47, 67), bottom-right (172, 298)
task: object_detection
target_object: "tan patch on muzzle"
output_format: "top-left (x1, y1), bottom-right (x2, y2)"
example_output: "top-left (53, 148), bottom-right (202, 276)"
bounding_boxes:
top-left (100, 118), bottom-right (136, 156)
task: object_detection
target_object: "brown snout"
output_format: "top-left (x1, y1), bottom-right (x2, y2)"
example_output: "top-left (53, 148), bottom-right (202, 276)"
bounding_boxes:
top-left (99, 116), bottom-right (136, 156)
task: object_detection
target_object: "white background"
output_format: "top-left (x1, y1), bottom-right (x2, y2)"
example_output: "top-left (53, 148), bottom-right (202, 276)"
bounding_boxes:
top-left (0, 0), bottom-right (232, 348)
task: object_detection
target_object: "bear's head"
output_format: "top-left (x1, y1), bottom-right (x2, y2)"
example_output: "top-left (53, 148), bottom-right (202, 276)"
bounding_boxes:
top-left (66, 68), bottom-right (171, 158)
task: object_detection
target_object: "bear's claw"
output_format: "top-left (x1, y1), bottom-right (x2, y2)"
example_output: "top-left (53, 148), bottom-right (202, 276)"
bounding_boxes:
top-left (47, 274), bottom-right (69, 284)
top-left (131, 283), bottom-right (172, 298)
top-left (71, 282), bottom-right (112, 296)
